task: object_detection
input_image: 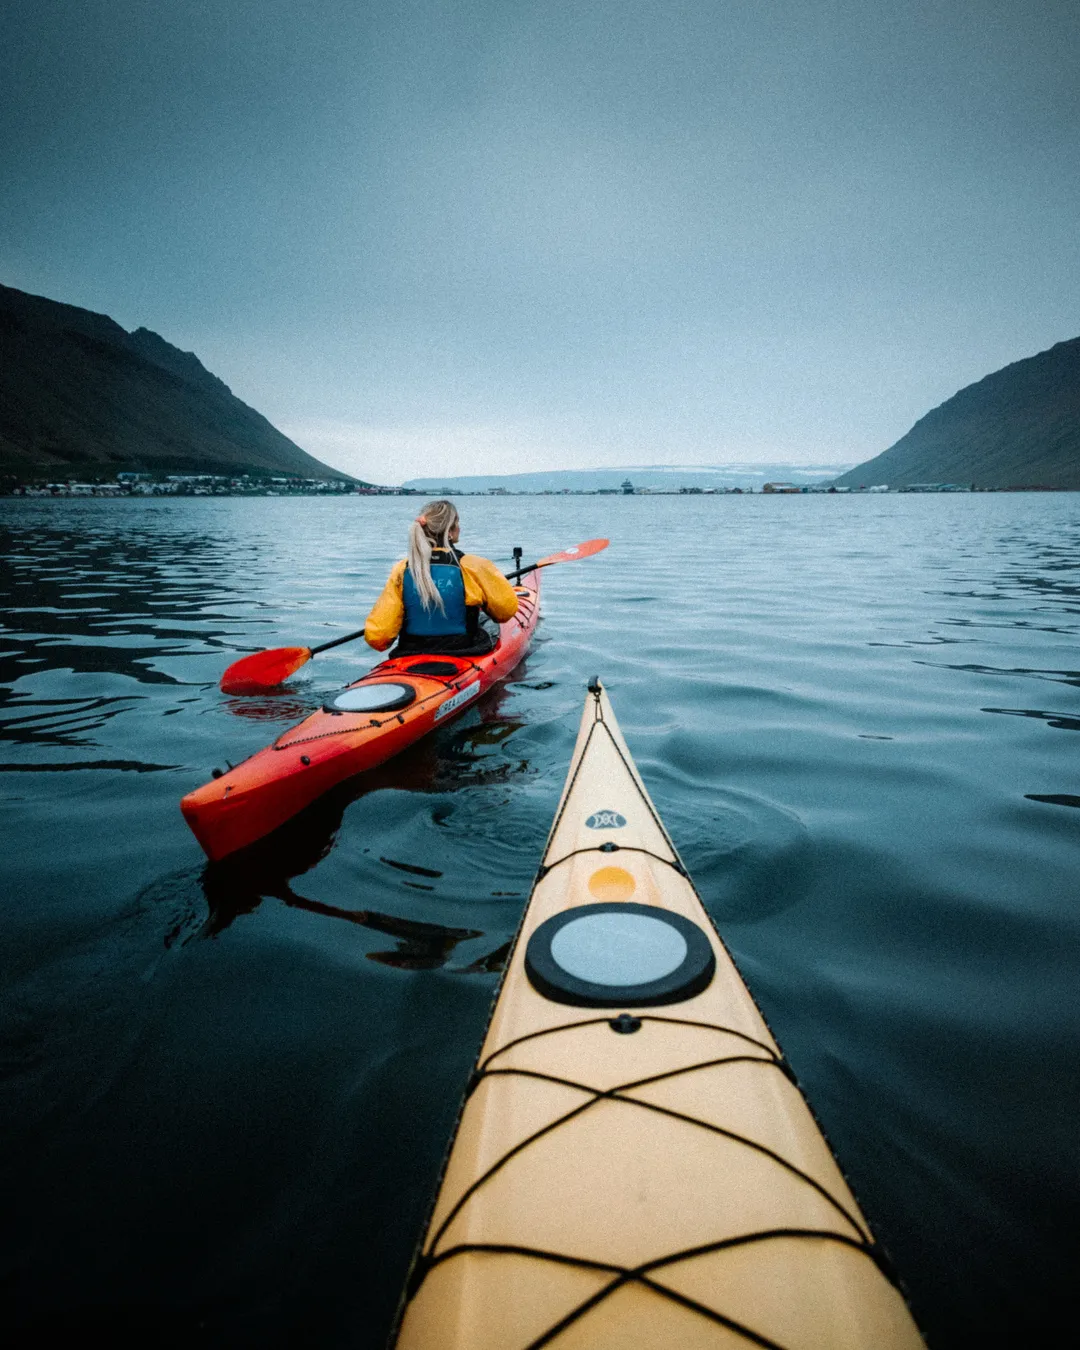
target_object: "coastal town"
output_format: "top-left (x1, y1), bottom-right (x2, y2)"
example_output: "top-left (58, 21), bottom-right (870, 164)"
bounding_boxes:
top-left (5, 473), bottom-right (403, 498)
top-left (5, 473), bottom-right (1027, 498)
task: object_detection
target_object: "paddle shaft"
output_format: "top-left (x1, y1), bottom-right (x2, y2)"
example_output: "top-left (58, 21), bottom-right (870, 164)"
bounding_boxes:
top-left (310, 628), bottom-right (367, 655)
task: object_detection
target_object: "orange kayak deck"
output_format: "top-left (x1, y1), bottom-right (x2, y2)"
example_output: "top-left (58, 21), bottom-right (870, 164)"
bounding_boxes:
top-left (181, 574), bottom-right (539, 861)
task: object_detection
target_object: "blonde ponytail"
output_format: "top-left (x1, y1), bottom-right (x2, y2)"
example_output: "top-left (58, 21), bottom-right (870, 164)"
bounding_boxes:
top-left (406, 499), bottom-right (460, 611)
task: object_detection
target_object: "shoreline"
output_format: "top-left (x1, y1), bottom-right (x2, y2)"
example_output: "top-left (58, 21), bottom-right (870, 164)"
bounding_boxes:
top-left (4, 482), bottom-right (1072, 499)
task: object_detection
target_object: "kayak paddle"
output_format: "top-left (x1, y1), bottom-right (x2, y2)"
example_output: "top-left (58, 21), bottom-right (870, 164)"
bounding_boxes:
top-left (506, 536), bottom-right (609, 581)
top-left (218, 536), bottom-right (609, 694)
top-left (219, 627), bottom-right (367, 694)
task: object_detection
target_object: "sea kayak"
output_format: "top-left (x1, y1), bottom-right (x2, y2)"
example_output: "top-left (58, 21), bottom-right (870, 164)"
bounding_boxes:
top-left (392, 679), bottom-right (924, 1349)
top-left (181, 572), bottom-right (539, 861)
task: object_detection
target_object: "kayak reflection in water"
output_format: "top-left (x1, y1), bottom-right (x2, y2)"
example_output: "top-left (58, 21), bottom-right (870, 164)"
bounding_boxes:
top-left (364, 498), bottom-right (520, 658)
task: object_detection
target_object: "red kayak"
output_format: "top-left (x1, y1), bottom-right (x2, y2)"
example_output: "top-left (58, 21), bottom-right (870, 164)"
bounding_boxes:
top-left (182, 572), bottom-right (540, 861)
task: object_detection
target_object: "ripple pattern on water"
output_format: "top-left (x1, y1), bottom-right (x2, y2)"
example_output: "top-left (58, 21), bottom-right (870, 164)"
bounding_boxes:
top-left (2, 492), bottom-right (1079, 1348)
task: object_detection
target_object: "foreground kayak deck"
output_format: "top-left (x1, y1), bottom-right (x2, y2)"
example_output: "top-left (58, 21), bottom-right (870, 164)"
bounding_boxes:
top-left (181, 573), bottom-right (539, 861)
top-left (392, 680), bottom-right (924, 1349)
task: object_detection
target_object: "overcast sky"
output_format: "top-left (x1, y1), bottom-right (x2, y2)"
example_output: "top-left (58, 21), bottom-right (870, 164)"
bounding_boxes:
top-left (3, 0), bottom-right (1078, 481)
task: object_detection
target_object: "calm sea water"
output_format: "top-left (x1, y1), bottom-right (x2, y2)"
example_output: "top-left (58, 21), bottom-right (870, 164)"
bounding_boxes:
top-left (1, 493), bottom-right (1077, 1348)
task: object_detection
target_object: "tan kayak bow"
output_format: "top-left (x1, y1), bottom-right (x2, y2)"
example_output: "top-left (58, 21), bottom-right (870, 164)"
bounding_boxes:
top-left (392, 678), bottom-right (924, 1350)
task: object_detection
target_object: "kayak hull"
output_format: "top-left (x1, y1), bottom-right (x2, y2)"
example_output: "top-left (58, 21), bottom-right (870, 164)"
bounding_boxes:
top-left (392, 681), bottom-right (924, 1349)
top-left (181, 574), bottom-right (539, 861)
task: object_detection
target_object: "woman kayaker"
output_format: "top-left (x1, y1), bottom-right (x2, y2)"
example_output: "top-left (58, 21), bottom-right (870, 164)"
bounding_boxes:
top-left (364, 499), bottom-right (519, 656)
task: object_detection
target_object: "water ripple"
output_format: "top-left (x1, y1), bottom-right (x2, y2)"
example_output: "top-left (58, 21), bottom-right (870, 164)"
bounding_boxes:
top-left (2, 492), bottom-right (1079, 1348)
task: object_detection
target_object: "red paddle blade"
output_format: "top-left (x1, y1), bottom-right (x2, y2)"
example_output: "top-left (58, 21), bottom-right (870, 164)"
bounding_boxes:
top-left (219, 646), bottom-right (312, 694)
top-left (535, 537), bottom-right (610, 568)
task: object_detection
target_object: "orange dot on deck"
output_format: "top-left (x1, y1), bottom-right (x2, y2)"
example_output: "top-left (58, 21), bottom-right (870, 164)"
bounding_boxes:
top-left (587, 866), bottom-right (637, 901)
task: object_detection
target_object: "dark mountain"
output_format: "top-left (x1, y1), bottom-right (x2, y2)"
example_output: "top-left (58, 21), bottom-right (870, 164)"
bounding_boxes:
top-left (0, 283), bottom-right (353, 480)
top-left (836, 337), bottom-right (1080, 489)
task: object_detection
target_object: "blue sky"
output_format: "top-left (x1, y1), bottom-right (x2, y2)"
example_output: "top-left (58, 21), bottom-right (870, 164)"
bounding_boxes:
top-left (3, 1), bottom-right (1077, 480)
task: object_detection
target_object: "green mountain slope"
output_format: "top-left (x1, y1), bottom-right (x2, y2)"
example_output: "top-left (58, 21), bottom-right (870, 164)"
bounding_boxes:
top-left (836, 337), bottom-right (1080, 489)
top-left (0, 283), bottom-right (352, 481)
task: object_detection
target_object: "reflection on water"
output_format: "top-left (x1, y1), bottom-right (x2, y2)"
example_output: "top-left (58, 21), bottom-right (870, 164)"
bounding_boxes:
top-left (193, 687), bottom-right (532, 972)
top-left (983, 705), bottom-right (1080, 731)
top-left (0, 756), bottom-right (178, 773)
top-left (2, 494), bottom-right (1079, 1349)
top-left (1025, 793), bottom-right (1080, 808)
top-left (223, 691), bottom-right (321, 722)
top-left (201, 877), bottom-right (485, 972)
top-left (919, 660), bottom-right (1080, 687)
top-left (380, 858), bottom-right (443, 878)
top-left (2, 695), bottom-right (143, 747)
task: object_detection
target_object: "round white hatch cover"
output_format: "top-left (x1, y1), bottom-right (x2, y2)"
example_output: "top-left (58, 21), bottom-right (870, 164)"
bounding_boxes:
top-left (525, 902), bottom-right (715, 1007)
top-left (325, 682), bottom-right (416, 713)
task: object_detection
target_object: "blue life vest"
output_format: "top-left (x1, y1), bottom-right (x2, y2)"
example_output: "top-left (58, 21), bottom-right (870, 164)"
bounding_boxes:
top-left (402, 558), bottom-right (468, 636)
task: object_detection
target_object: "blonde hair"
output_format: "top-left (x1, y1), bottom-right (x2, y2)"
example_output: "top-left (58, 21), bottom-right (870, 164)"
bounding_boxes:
top-left (407, 499), bottom-right (460, 611)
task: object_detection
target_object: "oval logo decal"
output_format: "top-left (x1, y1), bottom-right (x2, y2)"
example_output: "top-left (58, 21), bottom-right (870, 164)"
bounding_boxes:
top-left (585, 810), bottom-right (627, 829)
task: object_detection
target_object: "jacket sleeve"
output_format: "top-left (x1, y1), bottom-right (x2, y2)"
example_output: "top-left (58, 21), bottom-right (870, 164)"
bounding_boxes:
top-left (364, 561), bottom-right (407, 650)
top-left (462, 555), bottom-right (520, 622)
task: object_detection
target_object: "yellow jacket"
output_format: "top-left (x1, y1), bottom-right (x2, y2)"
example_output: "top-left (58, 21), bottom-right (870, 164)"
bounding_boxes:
top-left (364, 553), bottom-right (520, 651)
